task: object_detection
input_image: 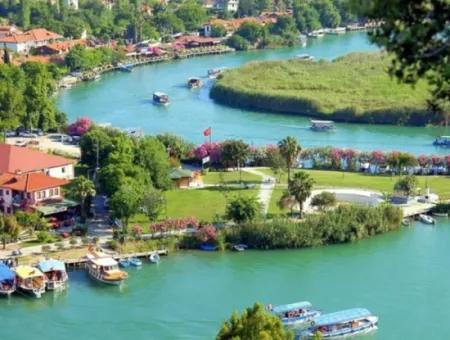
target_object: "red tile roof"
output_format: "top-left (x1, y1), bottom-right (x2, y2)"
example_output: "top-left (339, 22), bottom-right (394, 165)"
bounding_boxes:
top-left (0, 144), bottom-right (74, 174)
top-left (0, 28), bottom-right (62, 44)
top-left (0, 172), bottom-right (68, 192)
top-left (44, 39), bottom-right (86, 53)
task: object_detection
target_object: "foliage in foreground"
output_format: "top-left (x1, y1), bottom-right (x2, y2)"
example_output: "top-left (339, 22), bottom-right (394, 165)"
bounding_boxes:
top-left (217, 303), bottom-right (294, 340)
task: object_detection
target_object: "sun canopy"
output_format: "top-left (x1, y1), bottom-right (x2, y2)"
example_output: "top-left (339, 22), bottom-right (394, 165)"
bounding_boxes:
top-left (90, 257), bottom-right (118, 267)
top-left (0, 263), bottom-right (15, 281)
top-left (38, 259), bottom-right (66, 273)
top-left (313, 308), bottom-right (372, 327)
top-left (272, 301), bottom-right (313, 314)
top-left (15, 265), bottom-right (43, 279)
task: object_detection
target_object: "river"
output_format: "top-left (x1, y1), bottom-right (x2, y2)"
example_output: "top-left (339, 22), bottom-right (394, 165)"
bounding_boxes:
top-left (56, 32), bottom-right (449, 155)
top-left (1, 219), bottom-right (449, 339)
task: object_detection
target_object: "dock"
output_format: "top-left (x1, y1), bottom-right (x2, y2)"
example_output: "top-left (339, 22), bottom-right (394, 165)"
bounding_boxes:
top-left (402, 202), bottom-right (436, 217)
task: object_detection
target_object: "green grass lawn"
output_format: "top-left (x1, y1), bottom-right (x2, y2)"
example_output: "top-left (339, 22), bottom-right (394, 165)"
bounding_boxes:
top-left (202, 170), bottom-right (262, 185)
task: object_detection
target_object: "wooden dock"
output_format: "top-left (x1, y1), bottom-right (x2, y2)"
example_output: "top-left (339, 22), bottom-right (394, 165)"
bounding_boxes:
top-left (402, 203), bottom-right (435, 217)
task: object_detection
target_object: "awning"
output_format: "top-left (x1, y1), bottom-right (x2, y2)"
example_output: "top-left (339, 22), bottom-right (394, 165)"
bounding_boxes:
top-left (32, 198), bottom-right (79, 216)
top-left (37, 259), bottom-right (66, 273)
top-left (0, 263), bottom-right (15, 281)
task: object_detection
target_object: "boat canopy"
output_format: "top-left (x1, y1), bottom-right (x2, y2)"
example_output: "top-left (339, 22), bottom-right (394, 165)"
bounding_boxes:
top-left (272, 301), bottom-right (313, 314)
top-left (15, 266), bottom-right (43, 279)
top-left (313, 308), bottom-right (372, 327)
top-left (38, 259), bottom-right (66, 273)
top-left (0, 263), bottom-right (15, 281)
top-left (90, 257), bottom-right (118, 267)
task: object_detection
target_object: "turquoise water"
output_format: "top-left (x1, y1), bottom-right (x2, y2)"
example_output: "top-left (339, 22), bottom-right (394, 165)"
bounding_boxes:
top-left (2, 219), bottom-right (450, 339)
top-left (56, 32), bottom-right (450, 155)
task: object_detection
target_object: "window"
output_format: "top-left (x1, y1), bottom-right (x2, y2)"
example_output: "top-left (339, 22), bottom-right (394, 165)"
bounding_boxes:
top-left (5, 190), bottom-right (9, 196)
top-left (42, 191), bottom-right (46, 198)
top-left (54, 188), bottom-right (59, 196)
top-left (37, 191), bottom-right (41, 199)
top-left (49, 189), bottom-right (53, 196)
top-left (27, 193), bottom-right (31, 199)
top-left (62, 167), bottom-right (66, 173)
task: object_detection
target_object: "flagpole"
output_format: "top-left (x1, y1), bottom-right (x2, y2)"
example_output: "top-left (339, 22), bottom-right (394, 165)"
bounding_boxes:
top-left (209, 126), bottom-right (212, 143)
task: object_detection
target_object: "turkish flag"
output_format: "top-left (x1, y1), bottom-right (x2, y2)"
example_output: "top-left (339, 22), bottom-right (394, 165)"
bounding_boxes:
top-left (203, 127), bottom-right (211, 137)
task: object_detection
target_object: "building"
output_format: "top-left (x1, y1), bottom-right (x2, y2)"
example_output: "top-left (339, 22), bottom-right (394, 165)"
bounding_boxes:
top-left (204, 0), bottom-right (239, 12)
top-left (172, 35), bottom-right (222, 49)
top-left (0, 25), bottom-right (22, 38)
top-left (0, 28), bottom-right (63, 54)
top-left (170, 168), bottom-right (202, 189)
top-left (63, 0), bottom-right (79, 10)
top-left (36, 39), bottom-right (86, 55)
top-left (0, 144), bottom-right (75, 180)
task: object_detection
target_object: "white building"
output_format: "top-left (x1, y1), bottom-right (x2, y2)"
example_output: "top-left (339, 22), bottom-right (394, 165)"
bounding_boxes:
top-left (0, 28), bottom-right (62, 54)
top-left (64, 0), bottom-right (79, 10)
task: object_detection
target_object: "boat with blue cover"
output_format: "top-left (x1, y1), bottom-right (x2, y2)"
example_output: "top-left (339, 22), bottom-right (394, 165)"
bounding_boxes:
top-left (299, 308), bottom-right (378, 338)
top-left (0, 263), bottom-right (16, 296)
top-left (119, 258), bottom-right (131, 268)
top-left (153, 92), bottom-right (169, 105)
top-left (37, 259), bottom-right (68, 290)
top-left (433, 136), bottom-right (450, 147)
top-left (129, 257), bottom-right (142, 267)
top-left (200, 244), bottom-right (217, 251)
top-left (149, 253), bottom-right (160, 264)
top-left (267, 301), bottom-right (320, 327)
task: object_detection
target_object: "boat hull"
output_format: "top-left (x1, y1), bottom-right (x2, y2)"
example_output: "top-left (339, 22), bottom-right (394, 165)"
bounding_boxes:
top-left (87, 270), bottom-right (125, 286)
top-left (17, 285), bottom-right (45, 298)
top-left (46, 279), bottom-right (68, 291)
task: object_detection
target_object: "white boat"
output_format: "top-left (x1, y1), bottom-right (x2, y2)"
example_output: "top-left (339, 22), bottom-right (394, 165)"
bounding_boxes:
top-left (300, 308), bottom-right (378, 338)
top-left (296, 54), bottom-right (315, 61)
top-left (0, 263), bottom-right (16, 296)
top-left (153, 91), bottom-right (169, 105)
top-left (37, 259), bottom-right (68, 290)
top-left (149, 253), bottom-right (160, 264)
top-left (268, 301), bottom-right (320, 327)
top-left (432, 212), bottom-right (448, 217)
top-left (327, 27), bottom-right (346, 35)
top-left (86, 248), bottom-right (128, 285)
top-left (14, 265), bottom-right (46, 298)
top-left (419, 214), bottom-right (435, 225)
top-left (187, 77), bottom-right (202, 89)
top-left (402, 218), bottom-right (411, 226)
top-left (308, 30), bottom-right (324, 38)
top-left (310, 120), bottom-right (335, 131)
top-left (207, 67), bottom-right (226, 79)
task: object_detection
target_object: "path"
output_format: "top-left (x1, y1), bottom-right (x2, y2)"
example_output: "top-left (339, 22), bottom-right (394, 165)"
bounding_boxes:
top-left (242, 168), bottom-right (275, 214)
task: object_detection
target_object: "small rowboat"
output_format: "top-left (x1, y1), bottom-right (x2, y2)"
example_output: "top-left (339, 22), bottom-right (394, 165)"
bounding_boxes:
top-left (187, 77), bottom-right (202, 89)
top-left (119, 259), bottom-right (131, 268)
top-left (419, 214), bottom-right (435, 225)
top-left (149, 253), bottom-right (160, 264)
top-left (129, 257), bottom-right (142, 267)
top-left (232, 244), bottom-right (248, 252)
top-left (153, 92), bottom-right (169, 105)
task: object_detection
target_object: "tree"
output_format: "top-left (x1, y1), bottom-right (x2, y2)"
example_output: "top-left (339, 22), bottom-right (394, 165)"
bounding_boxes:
top-left (141, 188), bottom-right (165, 222)
top-left (220, 140), bottom-right (250, 183)
top-left (217, 303), bottom-right (294, 340)
top-left (354, 0), bottom-right (450, 105)
top-left (313, 0), bottom-right (341, 28)
top-left (3, 44), bottom-right (10, 64)
top-left (266, 148), bottom-right (286, 183)
top-left (270, 16), bottom-right (298, 36)
top-left (156, 133), bottom-right (194, 161)
top-left (110, 180), bottom-right (144, 233)
top-left (0, 215), bottom-right (21, 249)
top-left (293, 1), bottom-right (321, 33)
top-left (278, 136), bottom-right (301, 183)
top-left (20, 0), bottom-right (30, 29)
top-left (235, 22), bottom-right (265, 44)
top-left (210, 24), bottom-right (227, 38)
top-left (226, 196), bottom-right (261, 224)
top-left (311, 191), bottom-right (337, 211)
top-left (285, 171), bottom-right (315, 217)
top-left (394, 175), bottom-right (418, 197)
top-left (175, 1), bottom-right (206, 31)
top-left (66, 176), bottom-right (96, 221)
top-left (226, 34), bottom-right (250, 51)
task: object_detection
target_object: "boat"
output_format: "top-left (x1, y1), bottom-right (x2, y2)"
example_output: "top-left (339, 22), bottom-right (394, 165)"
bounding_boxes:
top-left (187, 77), bottom-right (202, 89)
top-left (327, 27), bottom-right (346, 35)
top-left (300, 308), bottom-right (378, 338)
top-left (299, 34), bottom-right (307, 47)
top-left (153, 92), bottom-right (169, 105)
top-left (200, 244), bottom-right (217, 251)
top-left (268, 301), bottom-right (320, 327)
top-left (118, 63), bottom-right (133, 72)
top-left (296, 54), bottom-right (315, 61)
top-left (207, 67), bottom-right (226, 79)
top-left (419, 214), bottom-right (435, 225)
top-left (149, 253), bottom-right (160, 264)
top-left (310, 120), bottom-right (335, 131)
top-left (86, 248), bottom-right (128, 285)
top-left (432, 212), bottom-right (448, 217)
top-left (433, 136), bottom-right (450, 147)
top-left (37, 259), bottom-right (68, 290)
top-left (0, 263), bottom-right (16, 296)
top-left (308, 30), bottom-right (324, 38)
top-left (119, 258), bottom-right (131, 268)
top-left (402, 218), bottom-right (411, 226)
top-left (232, 244), bottom-right (248, 252)
top-left (14, 265), bottom-right (46, 298)
top-left (129, 257), bottom-right (142, 267)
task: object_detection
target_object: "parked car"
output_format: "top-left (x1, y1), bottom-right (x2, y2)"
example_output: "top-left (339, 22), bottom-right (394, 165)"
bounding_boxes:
top-left (31, 128), bottom-right (44, 136)
top-left (19, 131), bottom-right (38, 138)
top-left (5, 130), bottom-right (16, 137)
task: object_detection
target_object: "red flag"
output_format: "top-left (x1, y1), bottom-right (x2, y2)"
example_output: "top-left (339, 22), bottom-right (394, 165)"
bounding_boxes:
top-left (203, 127), bottom-right (211, 137)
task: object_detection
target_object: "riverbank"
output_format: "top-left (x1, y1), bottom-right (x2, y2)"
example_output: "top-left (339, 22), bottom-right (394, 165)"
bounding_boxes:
top-left (210, 52), bottom-right (433, 126)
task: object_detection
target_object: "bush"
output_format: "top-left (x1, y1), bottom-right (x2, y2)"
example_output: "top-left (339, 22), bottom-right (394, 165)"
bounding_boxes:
top-left (311, 191), bottom-right (337, 211)
top-left (226, 35), bottom-right (250, 51)
top-left (36, 231), bottom-right (55, 243)
top-left (109, 240), bottom-right (119, 251)
top-left (69, 237), bottom-right (78, 247)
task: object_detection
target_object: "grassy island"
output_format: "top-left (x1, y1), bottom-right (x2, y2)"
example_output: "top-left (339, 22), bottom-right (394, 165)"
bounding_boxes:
top-left (210, 53), bottom-right (433, 125)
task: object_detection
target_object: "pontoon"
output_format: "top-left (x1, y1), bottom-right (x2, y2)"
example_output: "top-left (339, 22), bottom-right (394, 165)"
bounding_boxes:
top-left (0, 263), bottom-right (16, 296)
top-left (37, 259), bottom-right (68, 290)
top-left (310, 120), bottom-right (335, 131)
top-left (14, 266), bottom-right (46, 298)
top-left (268, 301), bottom-right (320, 327)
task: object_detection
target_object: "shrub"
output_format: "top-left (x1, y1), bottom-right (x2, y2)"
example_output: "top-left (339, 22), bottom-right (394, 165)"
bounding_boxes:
top-left (36, 231), bottom-right (54, 243)
top-left (109, 240), bottom-right (119, 251)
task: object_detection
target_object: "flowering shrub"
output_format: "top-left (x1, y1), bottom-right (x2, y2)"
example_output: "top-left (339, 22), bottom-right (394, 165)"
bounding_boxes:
top-left (149, 217), bottom-right (199, 233)
top-left (132, 225), bottom-right (143, 237)
top-left (195, 224), bottom-right (217, 243)
top-left (67, 117), bottom-right (92, 136)
top-left (193, 142), bottom-right (222, 163)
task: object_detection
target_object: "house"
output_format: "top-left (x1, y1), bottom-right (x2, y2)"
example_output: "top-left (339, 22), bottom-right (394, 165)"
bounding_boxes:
top-left (36, 39), bottom-right (86, 55)
top-left (170, 168), bottom-right (202, 188)
top-left (63, 0), bottom-right (79, 10)
top-left (203, 17), bottom-right (260, 36)
top-left (0, 28), bottom-right (63, 54)
top-left (172, 35), bottom-right (222, 49)
top-left (204, 0), bottom-right (239, 12)
top-left (0, 144), bottom-right (75, 180)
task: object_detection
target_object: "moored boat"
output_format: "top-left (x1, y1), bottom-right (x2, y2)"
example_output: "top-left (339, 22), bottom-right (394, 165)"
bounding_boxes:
top-left (129, 257), bottom-right (142, 267)
top-left (0, 263), bottom-right (16, 296)
top-left (119, 258), bottom-right (131, 268)
top-left (300, 308), bottom-right (378, 338)
top-left (118, 63), bottom-right (133, 72)
top-left (268, 301), bottom-right (320, 327)
top-left (200, 244), bottom-right (217, 251)
top-left (232, 244), bottom-right (248, 252)
top-left (14, 266), bottom-right (46, 298)
top-left (419, 214), bottom-right (435, 225)
top-left (149, 253), bottom-right (160, 264)
top-left (402, 218), bottom-right (411, 226)
top-left (308, 30), bottom-right (324, 38)
top-left (37, 259), bottom-right (68, 291)
top-left (207, 67), bottom-right (226, 79)
top-left (86, 248), bottom-right (128, 285)
top-left (433, 136), bottom-right (450, 147)
top-left (432, 212), bottom-right (448, 217)
top-left (153, 92), bottom-right (169, 105)
top-left (187, 77), bottom-right (202, 89)
top-left (296, 54), bottom-right (315, 61)
top-left (310, 120), bottom-right (335, 131)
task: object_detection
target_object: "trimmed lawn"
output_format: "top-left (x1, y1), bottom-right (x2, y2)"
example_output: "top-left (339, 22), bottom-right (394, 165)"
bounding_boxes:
top-left (202, 170), bottom-right (261, 185)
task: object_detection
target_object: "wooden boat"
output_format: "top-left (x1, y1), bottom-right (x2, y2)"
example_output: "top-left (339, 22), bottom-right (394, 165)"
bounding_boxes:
top-left (119, 258), bottom-right (131, 268)
top-left (14, 265), bottom-right (46, 298)
top-left (37, 259), bottom-right (68, 291)
top-left (149, 253), bottom-right (160, 264)
top-left (86, 248), bottom-right (128, 285)
top-left (187, 77), bottom-right (202, 89)
top-left (296, 54), bottom-right (314, 61)
top-left (232, 244), bottom-right (248, 252)
top-left (300, 308), bottom-right (378, 338)
top-left (129, 257), bottom-right (142, 267)
top-left (433, 136), bottom-right (450, 147)
top-left (153, 92), bottom-right (169, 105)
top-left (419, 214), bottom-right (435, 225)
top-left (268, 301), bottom-right (320, 327)
top-left (310, 120), bottom-right (335, 131)
top-left (0, 263), bottom-right (16, 296)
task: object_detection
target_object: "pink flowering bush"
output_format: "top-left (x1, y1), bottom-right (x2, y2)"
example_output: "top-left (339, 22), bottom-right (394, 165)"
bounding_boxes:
top-left (67, 117), bottom-right (92, 136)
top-left (418, 155), bottom-right (429, 167)
top-left (149, 217), bottom-right (199, 233)
top-left (370, 150), bottom-right (385, 165)
top-left (132, 225), bottom-right (143, 237)
top-left (195, 224), bottom-right (217, 243)
top-left (330, 148), bottom-right (343, 169)
top-left (193, 142), bottom-right (222, 163)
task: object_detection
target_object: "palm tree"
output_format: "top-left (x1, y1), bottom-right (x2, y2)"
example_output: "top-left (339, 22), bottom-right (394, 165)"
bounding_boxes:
top-left (287, 171), bottom-right (314, 217)
top-left (66, 176), bottom-right (96, 221)
top-left (278, 136), bottom-right (301, 185)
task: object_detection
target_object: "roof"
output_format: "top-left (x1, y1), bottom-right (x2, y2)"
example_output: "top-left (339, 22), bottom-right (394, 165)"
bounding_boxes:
top-left (313, 308), bottom-right (373, 327)
top-left (170, 168), bottom-right (193, 180)
top-left (272, 301), bottom-right (312, 314)
top-left (0, 172), bottom-right (69, 192)
top-left (43, 39), bottom-right (86, 53)
top-left (32, 198), bottom-right (79, 216)
top-left (0, 144), bottom-right (74, 174)
top-left (90, 257), bottom-right (118, 267)
top-left (38, 259), bottom-right (66, 273)
top-left (0, 28), bottom-right (62, 44)
top-left (0, 263), bottom-right (15, 281)
top-left (14, 265), bottom-right (44, 279)
top-left (173, 35), bottom-right (221, 45)
top-left (311, 120), bottom-right (335, 124)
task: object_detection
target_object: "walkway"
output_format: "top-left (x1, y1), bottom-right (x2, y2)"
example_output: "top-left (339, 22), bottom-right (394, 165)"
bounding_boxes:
top-left (242, 168), bottom-right (275, 214)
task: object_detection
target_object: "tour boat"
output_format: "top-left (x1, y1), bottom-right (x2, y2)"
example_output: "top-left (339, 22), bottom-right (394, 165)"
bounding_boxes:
top-left (310, 120), bottom-right (335, 131)
top-left (153, 92), bottom-right (169, 105)
top-left (267, 301), bottom-right (320, 327)
top-left (119, 258), bottom-right (131, 268)
top-left (0, 263), bottom-right (16, 296)
top-left (86, 248), bottom-right (128, 285)
top-left (296, 54), bottom-right (314, 61)
top-left (37, 259), bottom-right (68, 290)
top-left (187, 77), bottom-right (202, 89)
top-left (14, 266), bottom-right (46, 298)
top-left (419, 214), bottom-right (435, 225)
top-left (149, 253), bottom-right (160, 264)
top-left (300, 308), bottom-right (378, 338)
top-left (232, 244), bottom-right (248, 252)
top-left (433, 136), bottom-right (450, 147)
top-left (129, 257), bottom-right (142, 267)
